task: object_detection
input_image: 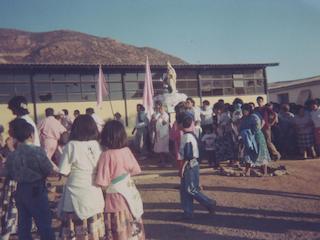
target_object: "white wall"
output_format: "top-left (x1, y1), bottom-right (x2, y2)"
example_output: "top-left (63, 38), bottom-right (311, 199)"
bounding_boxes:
top-left (269, 84), bottom-right (320, 104)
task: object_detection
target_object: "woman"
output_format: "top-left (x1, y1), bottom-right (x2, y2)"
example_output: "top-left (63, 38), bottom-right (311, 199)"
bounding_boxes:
top-left (7, 96), bottom-right (40, 146)
top-left (153, 104), bottom-right (170, 165)
top-left (58, 114), bottom-right (105, 240)
top-left (213, 102), bottom-right (237, 164)
top-left (294, 105), bottom-right (316, 159)
top-left (96, 120), bottom-right (145, 240)
top-left (240, 104), bottom-right (271, 176)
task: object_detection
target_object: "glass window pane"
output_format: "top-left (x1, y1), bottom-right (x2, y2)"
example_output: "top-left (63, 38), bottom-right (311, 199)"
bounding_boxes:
top-left (82, 83), bottom-right (96, 92)
top-left (124, 73), bottom-right (138, 81)
top-left (108, 73), bottom-right (122, 82)
top-left (81, 93), bottom-right (96, 101)
top-left (0, 73), bottom-right (14, 82)
top-left (34, 74), bottom-right (51, 82)
top-left (14, 74), bottom-right (29, 82)
top-left (67, 93), bottom-right (82, 101)
top-left (125, 82), bottom-right (139, 91)
top-left (0, 83), bottom-right (15, 93)
top-left (127, 90), bottom-right (143, 99)
top-left (233, 80), bottom-right (244, 88)
top-left (66, 82), bottom-right (80, 93)
top-left (256, 79), bottom-right (264, 87)
top-left (38, 93), bottom-right (53, 102)
top-left (35, 83), bottom-right (51, 92)
top-left (81, 74), bottom-right (95, 82)
top-left (213, 80), bottom-right (224, 88)
top-left (201, 90), bottom-right (212, 97)
top-left (52, 83), bottom-right (67, 93)
top-left (15, 84), bottom-right (30, 94)
top-left (137, 73), bottom-right (145, 82)
top-left (201, 80), bottom-right (212, 91)
top-left (110, 91), bottom-right (123, 100)
top-left (109, 82), bottom-right (122, 92)
top-left (245, 80), bottom-right (255, 87)
top-left (224, 88), bottom-right (234, 95)
top-left (183, 89), bottom-right (198, 97)
top-left (177, 70), bottom-right (197, 79)
top-left (177, 81), bottom-right (188, 88)
top-left (50, 74), bottom-right (65, 82)
top-left (66, 74), bottom-right (80, 82)
top-left (245, 87), bottom-right (256, 94)
top-left (52, 94), bottom-right (67, 102)
top-left (256, 86), bottom-right (265, 93)
top-left (212, 89), bottom-right (223, 96)
top-left (235, 88), bottom-right (245, 95)
top-left (224, 80), bottom-right (233, 87)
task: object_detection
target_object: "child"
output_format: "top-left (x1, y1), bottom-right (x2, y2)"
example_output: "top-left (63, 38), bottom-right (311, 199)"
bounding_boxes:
top-left (178, 112), bottom-right (216, 219)
top-left (114, 112), bottom-right (125, 126)
top-left (3, 118), bottom-right (55, 240)
top-left (58, 114), bottom-right (105, 240)
top-left (201, 125), bottom-right (218, 168)
top-left (96, 120), bottom-right (145, 240)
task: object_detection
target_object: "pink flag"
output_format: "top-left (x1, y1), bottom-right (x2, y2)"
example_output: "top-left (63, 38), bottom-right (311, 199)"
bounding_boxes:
top-left (143, 56), bottom-right (154, 119)
top-left (97, 65), bottom-right (109, 108)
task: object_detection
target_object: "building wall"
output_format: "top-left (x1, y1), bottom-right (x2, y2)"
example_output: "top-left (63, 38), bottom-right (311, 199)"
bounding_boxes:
top-left (269, 84), bottom-right (320, 104)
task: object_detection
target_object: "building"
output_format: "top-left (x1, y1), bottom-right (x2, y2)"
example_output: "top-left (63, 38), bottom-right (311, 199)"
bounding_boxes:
top-left (268, 75), bottom-right (320, 105)
top-left (0, 63), bottom-right (278, 131)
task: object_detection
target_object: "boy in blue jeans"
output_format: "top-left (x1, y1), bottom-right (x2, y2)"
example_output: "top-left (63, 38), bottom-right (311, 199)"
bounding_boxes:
top-left (4, 118), bottom-right (55, 240)
top-left (178, 112), bottom-right (216, 219)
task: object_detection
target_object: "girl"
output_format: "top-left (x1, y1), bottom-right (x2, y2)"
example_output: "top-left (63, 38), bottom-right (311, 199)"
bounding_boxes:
top-left (58, 114), bottom-right (105, 240)
top-left (96, 120), bottom-right (145, 240)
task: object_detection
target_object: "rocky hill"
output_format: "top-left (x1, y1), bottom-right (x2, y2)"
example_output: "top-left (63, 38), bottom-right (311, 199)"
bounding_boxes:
top-left (0, 28), bottom-right (187, 65)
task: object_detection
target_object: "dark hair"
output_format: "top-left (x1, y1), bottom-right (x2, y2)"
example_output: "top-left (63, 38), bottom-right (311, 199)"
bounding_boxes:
top-left (256, 96), bottom-right (264, 102)
top-left (281, 104), bottom-right (290, 113)
top-left (45, 108), bottom-right (54, 117)
top-left (62, 109), bottom-right (69, 115)
top-left (182, 113), bottom-right (193, 129)
top-left (69, 114), bottom-right (99, 141)
top-left (213, 102), bottom-right (225, 111)
top-left (9, 118), bottom-right (34, 142)
top-left (74, 109), bottom-right (80, 115)
top-left (186, 97), bottom-right (195, 106)
top-left (0, 124), bottom-right (4, 134)
top-left (85, 108), bottom-right (94, 115)
top-left (242, 103), bottom-right (253, 114)
top-left (8, 96), bottom-right (29, 116)
top-left (202, 100), bottom-right (210, 106)
top-left (232, 98), bottom-right (243, 106)
top-left (100, 120), bottom-right (127, 149)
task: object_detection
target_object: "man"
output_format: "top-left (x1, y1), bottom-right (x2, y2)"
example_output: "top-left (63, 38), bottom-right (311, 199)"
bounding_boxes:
top-left (38, 108), bottom-right (66, 170)
top-left (85, 108), bottom-right (105, 132)
top-left (255, 96), bottom-right (281, 160)
top-left (310, 99), bottom-right (320, 156)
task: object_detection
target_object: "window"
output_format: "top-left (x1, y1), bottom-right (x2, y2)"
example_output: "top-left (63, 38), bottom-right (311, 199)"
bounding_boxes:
top-left (278, 93), bottom-right (289, 104)
top-left (0, 73), bottom-right (31, 103)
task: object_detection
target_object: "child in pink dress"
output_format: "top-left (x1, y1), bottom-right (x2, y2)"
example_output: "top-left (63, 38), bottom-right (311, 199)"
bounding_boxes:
top-left (96, 120), bottom-right (145, 240)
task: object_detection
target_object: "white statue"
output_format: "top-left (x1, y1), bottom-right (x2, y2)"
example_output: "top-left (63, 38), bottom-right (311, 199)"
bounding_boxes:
top-left (166, 61), bottom-right (177, 93)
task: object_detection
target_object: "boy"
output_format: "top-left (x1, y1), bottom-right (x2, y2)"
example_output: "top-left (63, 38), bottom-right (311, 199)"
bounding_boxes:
top-left (4, 118), bottom-right (55, 240)
top-left (201, 125), bottom-right (218, 168)
top-left (178, 112), bottom-right (216, 219)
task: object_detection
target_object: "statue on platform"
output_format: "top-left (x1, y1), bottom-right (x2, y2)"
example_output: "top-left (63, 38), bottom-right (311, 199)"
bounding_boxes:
top-left (166, 61), bottom-right (177, 93)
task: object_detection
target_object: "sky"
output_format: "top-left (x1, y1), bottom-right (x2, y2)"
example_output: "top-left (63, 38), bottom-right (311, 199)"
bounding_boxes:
top-left (0, 0), bottom-right (320, 82)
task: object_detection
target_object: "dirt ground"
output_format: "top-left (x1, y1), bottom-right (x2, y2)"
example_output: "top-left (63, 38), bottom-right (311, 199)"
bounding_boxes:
top-left (7, 158), bottom-right (320, 240)
top-left (134, 158), bottom-right (320, 240)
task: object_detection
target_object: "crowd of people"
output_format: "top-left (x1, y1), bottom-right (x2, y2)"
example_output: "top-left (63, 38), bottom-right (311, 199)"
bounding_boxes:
top-left (133, 96), bottom-right (320, 169)
top-left (0, 94), bottom-right (320, 239)
top-left (0, 96), bottom-right (144, 240)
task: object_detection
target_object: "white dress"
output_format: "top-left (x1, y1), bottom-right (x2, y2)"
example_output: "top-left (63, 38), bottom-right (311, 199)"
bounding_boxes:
top-left (58, 140), bottom-right (105, 220)
top-left (153, 112), bottom-right (169, 153)
top-left (20, 114), bottom-right (40, 146)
